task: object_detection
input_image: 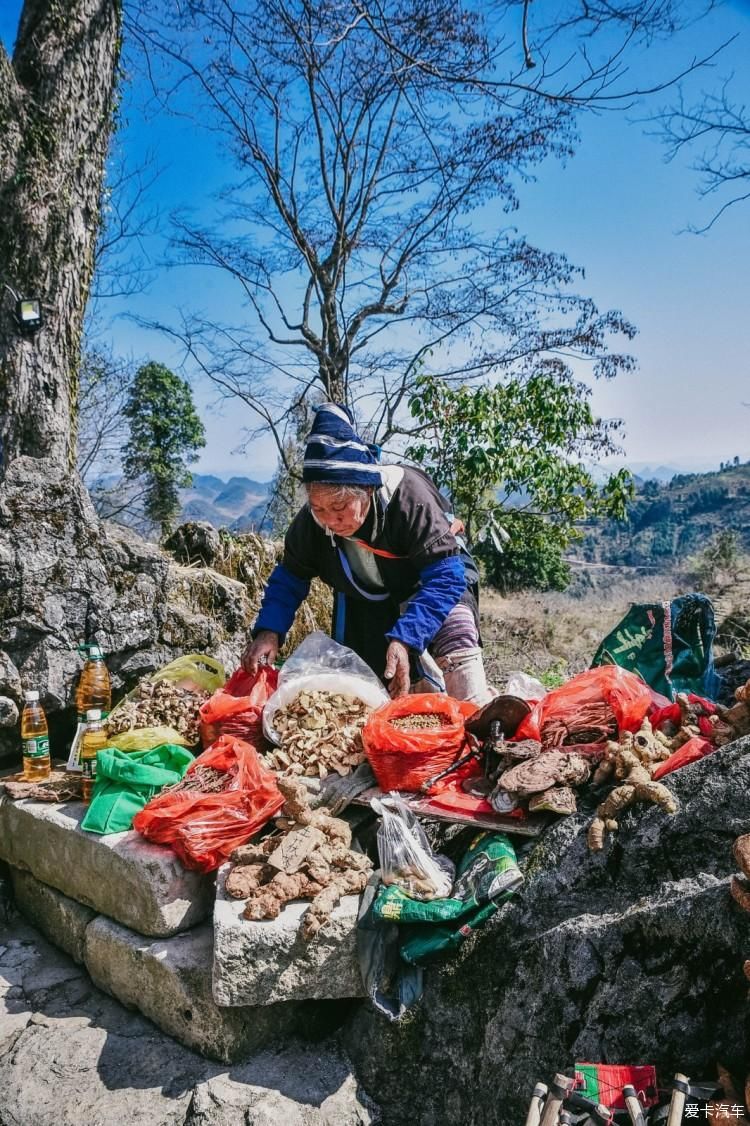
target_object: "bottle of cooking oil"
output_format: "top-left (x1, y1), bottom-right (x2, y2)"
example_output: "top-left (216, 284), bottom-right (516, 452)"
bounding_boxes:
top-left (76, 644), bottom-right (111, 718)
top-left (21, 690), bottom-right (51, 782)
top-left (68, 644), bottom-right (111, 772)
top-left (80, 709), bottom-right (107, 803)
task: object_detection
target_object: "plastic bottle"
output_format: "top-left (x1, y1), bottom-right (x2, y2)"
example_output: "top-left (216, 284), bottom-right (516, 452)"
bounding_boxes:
top-left (75, 644), bottom-right (111, 718)
top-left (68, 645), bottom-right (111, 772)
top-left (21, 690), bottom-right (51, 782)
top-left (80, 709), bottom-right (107, 803)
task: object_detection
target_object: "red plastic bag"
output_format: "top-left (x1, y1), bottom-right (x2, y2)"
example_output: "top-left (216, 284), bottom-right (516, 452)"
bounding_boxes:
top-left (652, 735), bottom-right (717, 780)
top-left (199, 665), bottom-right (279, 747)
top-left (515, 666), bottom-right (652, 753)
top-left (648, 693), bottom-right (717, 734)
top-left (133, 734), bottom-right (284, 872)
top-left (362, 695), bottom-right (474, 793)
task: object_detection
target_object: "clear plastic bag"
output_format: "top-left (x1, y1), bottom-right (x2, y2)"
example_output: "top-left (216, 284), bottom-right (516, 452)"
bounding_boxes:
top-left (263, 631), bottom-right (389, 745)
top-left (372, 792), bottom-right (454, 901)
top-left (504, 671), bottom-right (547, 701)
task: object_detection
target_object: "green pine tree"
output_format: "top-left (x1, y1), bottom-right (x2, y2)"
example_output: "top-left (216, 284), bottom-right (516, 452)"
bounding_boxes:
top-left (123, 362), bottom-right (206, 537)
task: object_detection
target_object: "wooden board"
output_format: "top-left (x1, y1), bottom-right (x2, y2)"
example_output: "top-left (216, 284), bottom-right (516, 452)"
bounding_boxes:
top-left (352, 786), bottom-right (549, 837)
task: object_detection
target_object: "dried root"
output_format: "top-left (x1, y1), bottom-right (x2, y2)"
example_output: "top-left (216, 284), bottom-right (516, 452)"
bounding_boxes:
top-left (587, 732), bottom-right (677, 851)
top-left (229, 777), bottom-right (372, 938)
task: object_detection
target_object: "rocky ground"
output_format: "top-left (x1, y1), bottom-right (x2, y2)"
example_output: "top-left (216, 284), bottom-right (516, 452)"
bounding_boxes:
top-left (0, 901), bottom-right (375, 1126)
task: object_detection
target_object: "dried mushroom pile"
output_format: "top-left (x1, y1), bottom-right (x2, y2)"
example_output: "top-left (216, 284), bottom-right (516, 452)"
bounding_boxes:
top-left (267, 690), bottom-right (370, 777)
top-left (225, 777), bottom-right (372, 938)
top-left (106, 679), bottom-right (208, 744)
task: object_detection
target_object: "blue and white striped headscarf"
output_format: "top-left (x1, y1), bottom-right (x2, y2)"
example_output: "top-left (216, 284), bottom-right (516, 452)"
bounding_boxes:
top-left (302, 403), bottom-right (383, 487)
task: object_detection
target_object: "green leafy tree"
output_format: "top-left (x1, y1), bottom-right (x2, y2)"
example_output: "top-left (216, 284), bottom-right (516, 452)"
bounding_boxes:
top-left (123, 362), bottom-right (206, 537)
top-left (406, 369), bottom-right (634, 592)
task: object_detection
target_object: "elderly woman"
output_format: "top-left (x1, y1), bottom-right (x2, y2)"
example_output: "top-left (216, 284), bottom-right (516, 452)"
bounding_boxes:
top-left (242, 403), bottom-right (492, 703)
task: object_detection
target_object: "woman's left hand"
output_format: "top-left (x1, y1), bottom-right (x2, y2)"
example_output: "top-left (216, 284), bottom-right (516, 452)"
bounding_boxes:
top-left (384, 639), bottom-right (411, 698)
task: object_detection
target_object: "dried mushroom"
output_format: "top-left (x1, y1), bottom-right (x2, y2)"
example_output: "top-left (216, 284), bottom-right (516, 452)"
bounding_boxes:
top-left (106, 678), bottom-right (208, 745)
top-left (267, 690), bottom-right (371, 778)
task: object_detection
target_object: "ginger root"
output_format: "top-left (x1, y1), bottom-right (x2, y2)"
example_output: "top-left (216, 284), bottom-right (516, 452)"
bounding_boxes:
top-left (229, 776), bottom-right (372, 937)
top-left (587, 728), bottom-right (677, 851)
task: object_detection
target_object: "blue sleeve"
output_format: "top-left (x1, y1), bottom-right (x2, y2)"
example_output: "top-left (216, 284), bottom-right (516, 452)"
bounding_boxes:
top-left (386, 556), bottom-right (466, 652)
top-left (253, 563), bottom-right (310, 640)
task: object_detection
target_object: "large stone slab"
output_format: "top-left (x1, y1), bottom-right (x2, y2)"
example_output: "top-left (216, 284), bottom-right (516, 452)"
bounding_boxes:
top-left (10, 865), bottom-right (96, 963)
top-left (84, 915), bottom-right (309, 1063)
top-left (0, 796), bottom-right (213, 936)
top-left (212, 863), bottom-right (365, 1007)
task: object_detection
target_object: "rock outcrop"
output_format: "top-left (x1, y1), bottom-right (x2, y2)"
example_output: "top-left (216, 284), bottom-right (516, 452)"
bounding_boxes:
top-left (0, 457), bottom-right (252, 761)
top-left (346, 738), bottom-right (750, 1125)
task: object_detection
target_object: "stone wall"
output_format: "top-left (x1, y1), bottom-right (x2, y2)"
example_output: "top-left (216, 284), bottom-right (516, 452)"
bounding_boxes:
top-left (0, 456), bottom-right (253, 762)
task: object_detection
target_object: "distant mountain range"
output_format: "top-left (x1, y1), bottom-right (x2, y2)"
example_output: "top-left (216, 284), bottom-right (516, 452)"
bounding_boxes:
top-left (180, 474), bottom-right (272, 532)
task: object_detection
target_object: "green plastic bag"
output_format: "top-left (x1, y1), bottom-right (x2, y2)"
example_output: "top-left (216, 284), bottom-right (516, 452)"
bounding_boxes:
top-left (590, 593), bottom-right (720, 701)
top-left (374, 832), bottom-right (522, 925)
top-left (81, 743), bottom-right (194, 835)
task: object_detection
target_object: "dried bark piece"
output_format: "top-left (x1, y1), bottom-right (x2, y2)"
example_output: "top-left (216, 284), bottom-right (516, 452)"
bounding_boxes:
top-left (528, 786), bottom-right (578, 815)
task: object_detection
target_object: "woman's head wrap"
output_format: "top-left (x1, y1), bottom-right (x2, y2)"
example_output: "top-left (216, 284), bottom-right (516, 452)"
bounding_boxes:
top-left (302, 403), bottom-right (382, 487)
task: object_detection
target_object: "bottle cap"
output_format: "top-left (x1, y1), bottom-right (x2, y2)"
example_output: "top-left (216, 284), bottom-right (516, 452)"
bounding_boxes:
top-left (86, 709), bottom-right (102, 721)
top-left (24, 690), bottom-right (39, 702)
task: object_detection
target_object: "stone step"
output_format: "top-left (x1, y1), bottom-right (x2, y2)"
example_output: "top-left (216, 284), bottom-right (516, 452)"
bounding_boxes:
top-left (212, 863), bottom-right (365, 1007)
top-left (0, 796), bottom-right (214, 937)
top-left (10, 867), bottom-right (350, 1063)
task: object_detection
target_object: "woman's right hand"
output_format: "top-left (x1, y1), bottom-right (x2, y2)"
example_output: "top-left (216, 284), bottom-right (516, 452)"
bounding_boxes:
top-left (241, 630), bottom-right (280, 674)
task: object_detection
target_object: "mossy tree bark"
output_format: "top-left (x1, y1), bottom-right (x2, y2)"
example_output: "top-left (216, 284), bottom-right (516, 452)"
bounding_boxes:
top-left (0, 0), bottom-right (122, 471)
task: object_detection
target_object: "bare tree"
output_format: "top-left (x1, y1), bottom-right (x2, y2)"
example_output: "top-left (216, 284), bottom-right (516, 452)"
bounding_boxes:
top-left (0, 0), bottom-right (122, 471)
top-left (127, 0), bottom-right (715, 459)
top-left (658, 80), bottom-right (750, 231)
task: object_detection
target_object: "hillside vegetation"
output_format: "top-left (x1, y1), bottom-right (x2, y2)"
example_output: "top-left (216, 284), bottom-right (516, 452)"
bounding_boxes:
top-left (575, 461), bottom-right (750, 567)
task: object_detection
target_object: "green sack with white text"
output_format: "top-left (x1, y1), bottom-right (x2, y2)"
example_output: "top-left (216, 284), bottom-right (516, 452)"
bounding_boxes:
top-left (590, 593), bottom-right (720, 701)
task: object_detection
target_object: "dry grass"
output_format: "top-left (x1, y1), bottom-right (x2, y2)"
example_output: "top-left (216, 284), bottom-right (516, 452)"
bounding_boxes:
top-left (210, 529), bottom-right (332, 653)
top-left (480, 569), bottom-right (683, 689)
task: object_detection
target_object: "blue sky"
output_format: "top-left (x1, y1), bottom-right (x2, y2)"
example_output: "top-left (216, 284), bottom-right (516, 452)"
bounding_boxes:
top-left (2, 2), bottom-right (749, 480)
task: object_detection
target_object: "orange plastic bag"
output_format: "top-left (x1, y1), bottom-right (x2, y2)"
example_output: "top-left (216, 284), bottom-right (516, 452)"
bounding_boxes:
top-left (199, 665), bottom-right (279, 747)
top-left (514, 666), bottom-right (652, 753)
top-left (362, 694), bottom-right (473, 793)
top-left (133, 733), bottom-right (284, 872)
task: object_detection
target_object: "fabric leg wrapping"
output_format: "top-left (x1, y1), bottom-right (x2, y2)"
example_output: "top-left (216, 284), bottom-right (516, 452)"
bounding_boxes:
top-left (435, 647), bottom-right (493, 706)
top-left (424, 602), bottom-right (491, 705)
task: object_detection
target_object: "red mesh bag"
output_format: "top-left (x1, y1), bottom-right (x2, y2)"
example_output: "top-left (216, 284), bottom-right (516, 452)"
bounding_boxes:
top-left (362, 694), bottom-right (475, 793)
top-left (514, 666), bottom-right (652, 754)
top-left (199, 665), bottom-right (278, 747)
top-left (133, 733), bottom-right (284, 872)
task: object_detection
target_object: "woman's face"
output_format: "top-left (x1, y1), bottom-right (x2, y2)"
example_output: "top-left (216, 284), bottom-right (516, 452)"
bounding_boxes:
top-left (307, 484), bottom-right (372, 537)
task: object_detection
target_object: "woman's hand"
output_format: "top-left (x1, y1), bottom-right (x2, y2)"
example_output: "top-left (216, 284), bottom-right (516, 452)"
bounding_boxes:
top-left (384, 639), bottom-right (411, 698)
top-left (241, 630), bottom-right (280, 675)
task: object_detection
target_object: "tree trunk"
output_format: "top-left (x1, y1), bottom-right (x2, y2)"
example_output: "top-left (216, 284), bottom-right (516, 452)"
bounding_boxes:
top-left (0, 0), bottom-right (122, 470)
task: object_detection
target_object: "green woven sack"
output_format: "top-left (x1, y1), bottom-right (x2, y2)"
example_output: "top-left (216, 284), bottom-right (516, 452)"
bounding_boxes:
top-left (81, 744), bottom-right (193, 835)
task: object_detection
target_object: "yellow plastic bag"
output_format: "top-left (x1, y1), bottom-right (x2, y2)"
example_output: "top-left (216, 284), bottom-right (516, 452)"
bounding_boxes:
top-left (105, 654), bottom-right (226, 740)
top-left (108, 726), bottom-right (190, 752)
top-left (150, 654), bottom-right (226, 694)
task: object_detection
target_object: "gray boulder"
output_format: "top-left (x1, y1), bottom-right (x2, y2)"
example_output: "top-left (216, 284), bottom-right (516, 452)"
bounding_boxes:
top-left (346, 738), bottom-right (750, 1125)
top-left (0, 456), bottom-right (252, 762)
